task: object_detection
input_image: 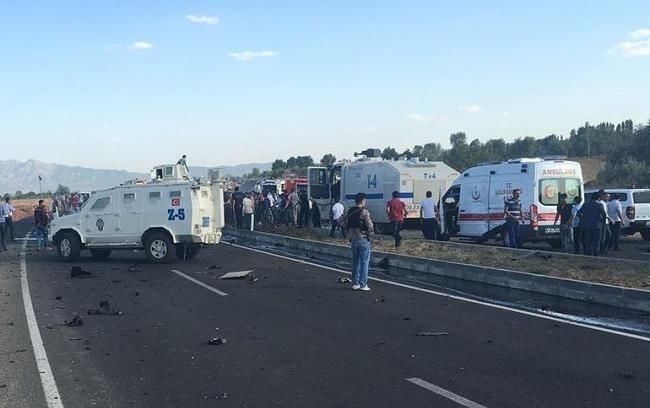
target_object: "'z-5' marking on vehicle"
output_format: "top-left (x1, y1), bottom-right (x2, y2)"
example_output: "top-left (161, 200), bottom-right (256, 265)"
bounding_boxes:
top-left (168, 208), bottom-right (186, 221)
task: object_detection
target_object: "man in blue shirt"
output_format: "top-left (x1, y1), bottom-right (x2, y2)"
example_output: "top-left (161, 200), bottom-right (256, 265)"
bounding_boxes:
top-left (577, 192), bottom-right (607, 256)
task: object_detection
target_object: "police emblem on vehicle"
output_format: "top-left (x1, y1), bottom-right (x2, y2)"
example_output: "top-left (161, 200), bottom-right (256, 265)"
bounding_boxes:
top-left (96, 218), bottom-right (105, 231)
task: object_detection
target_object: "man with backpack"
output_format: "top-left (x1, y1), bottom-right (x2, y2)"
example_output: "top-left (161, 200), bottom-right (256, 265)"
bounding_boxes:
top-left (341, 193), bottom-right (374, 291)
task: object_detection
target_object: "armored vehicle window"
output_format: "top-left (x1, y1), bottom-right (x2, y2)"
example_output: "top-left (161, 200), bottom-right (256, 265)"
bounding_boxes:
top-left (149, 192), bottom-right (161, 199)
top-left (164, 167), bottom-right (174, 176)
top-left (123, 193), bottom-right (135, 201)
top-left (170, 191), bottom-right (182, 198)
top-left (90, 197), bottom-right (111, 211)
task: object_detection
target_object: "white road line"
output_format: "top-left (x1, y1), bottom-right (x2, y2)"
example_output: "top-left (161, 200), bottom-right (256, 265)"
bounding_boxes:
top-left (170, 269), bottom-right (229, 296)
top-left (406, 378), bottom-right (487, 408)
top-left (228, 242), bottom-right (650, 343)
top-left (20, 240), bottom-right (65, 408)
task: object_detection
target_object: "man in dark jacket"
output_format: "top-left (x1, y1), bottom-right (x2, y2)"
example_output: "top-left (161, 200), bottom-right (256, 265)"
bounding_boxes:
top-left (577, 192), bottom-right (607, 256)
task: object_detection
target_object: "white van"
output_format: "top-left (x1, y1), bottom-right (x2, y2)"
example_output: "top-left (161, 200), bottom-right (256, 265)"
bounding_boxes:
top-left (585, 188), bottom-right (650, 240)
top-left (441, 158), bottom-right (584, 245)
top-left (49, 164), bottom-right (225, 263)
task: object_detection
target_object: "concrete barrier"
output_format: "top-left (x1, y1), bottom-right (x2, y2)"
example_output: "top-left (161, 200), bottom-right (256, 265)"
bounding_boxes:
top-left (225, 228), bottom-right (650, 313)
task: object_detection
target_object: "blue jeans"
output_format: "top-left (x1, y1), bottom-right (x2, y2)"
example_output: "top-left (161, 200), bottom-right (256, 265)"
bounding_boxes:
top-left (36, 226), bottom-right (49, 249)
top-left (505, 221), bottom-right (520, 248)
top-left (351, 239), bottom-right (371, 287)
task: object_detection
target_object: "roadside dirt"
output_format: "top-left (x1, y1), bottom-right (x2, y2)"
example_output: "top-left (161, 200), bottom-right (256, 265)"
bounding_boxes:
top-left (254, 225), bottom-right (650, 290)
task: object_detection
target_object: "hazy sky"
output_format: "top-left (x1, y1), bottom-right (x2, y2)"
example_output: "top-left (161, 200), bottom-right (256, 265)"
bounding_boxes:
top-left (1, 1), bottom-right (649, 172)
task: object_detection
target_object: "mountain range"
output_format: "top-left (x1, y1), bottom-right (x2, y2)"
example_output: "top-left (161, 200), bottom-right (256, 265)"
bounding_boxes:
top-left (0, 159), bottom-right (272, 194)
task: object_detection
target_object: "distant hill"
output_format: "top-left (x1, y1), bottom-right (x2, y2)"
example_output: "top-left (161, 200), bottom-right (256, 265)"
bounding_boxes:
top-left (0, 159), bottom-right (271, 195)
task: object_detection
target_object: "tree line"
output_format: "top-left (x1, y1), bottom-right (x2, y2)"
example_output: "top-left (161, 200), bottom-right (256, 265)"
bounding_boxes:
top-left (246, 118), bottom-right (649, 188)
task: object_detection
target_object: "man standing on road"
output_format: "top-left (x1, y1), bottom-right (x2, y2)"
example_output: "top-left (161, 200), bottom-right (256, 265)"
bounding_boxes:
top-left (420, 191), bottom-right (438, 240)
top-left (288, 189), bottom-right (299, 226)
top-left (231, 187), bottom-right (245, 229)
top-left (0, 203), bottom-right (8, 251)
top-left (342, 193), bottom-right (374, 291)
top-left (571, 196), bottom-right (584, 254)
top-left (242, 193), bottom-right (255, 230)
top-left (33, 200), bottom-right (50, 251)
top-left (386, 191), bottom-right (407, 247)
top-left (578, 192), bottom-right (606, 256)
top-left (329, 199), bottom-right (345, 238)
top-left (607, 193), bottom-right (623, 251)
top-left (554, 193), bottom-right (573, 252)
top-left (504, 189), bottom-right (522, 248)
top-left (297, 189), bottom-right (310, 228)
top-left (597, 192), bottom-right (612, 255)
top-left (2, 197), bottom-right (16, 242)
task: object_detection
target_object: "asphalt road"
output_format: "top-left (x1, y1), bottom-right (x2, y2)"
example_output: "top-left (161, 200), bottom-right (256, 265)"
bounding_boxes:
top-left (1, 238), bottom-right (649, 408)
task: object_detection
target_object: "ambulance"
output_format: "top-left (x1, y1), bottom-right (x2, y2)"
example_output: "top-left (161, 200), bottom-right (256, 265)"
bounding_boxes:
top-left (49, 163), bottom-right (225, 263)
top-left (440, 157), bottom-right (583, 245)
top-left (308, 149), bottom-right (459, 233)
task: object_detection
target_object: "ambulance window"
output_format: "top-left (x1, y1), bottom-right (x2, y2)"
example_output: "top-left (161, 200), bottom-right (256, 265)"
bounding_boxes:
top-left (170, 191), bottom-right (182, 198)
top-left (539, 178), bottom-right (581, 206)
top-left (90, 197), bottom-right (111, 211)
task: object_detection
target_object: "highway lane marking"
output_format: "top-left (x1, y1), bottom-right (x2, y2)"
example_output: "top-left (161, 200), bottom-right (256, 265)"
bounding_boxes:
top-left (406, 378), bottom-right (487, 408)
top-left (20, 240), bottom-right (65, 408)
top-left (170, 269), bottom-right (229, 296)
top-left (228, 242), bottom-right (650, 343)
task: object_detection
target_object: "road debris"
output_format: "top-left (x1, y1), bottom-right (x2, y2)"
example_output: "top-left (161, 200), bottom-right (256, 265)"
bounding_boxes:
top-left (70, 266), bottom-right (92, 278)
top-left (128, 265), bottom-right (142, 272)
top-left (337, 277), bottom-right (352, 284)
top-left (219, 270), bottom-right (254, 280)
top-left (208, 337), bottom-right (228, 345)
top-left (55, 296), bottom-right (62, 300)
top-left (207, 264), bottom-right (223, 270)
top-left (249, 273), bottom-right (258, 283)
top-left (64, 315), bottom-right (84, 327)
top-left (88, 300), bottom-right (123, 316)
top-left (374, 296), bottom-right (386, 303)
top-left (415, 331), bottom-right (449, 337)
top-left (615, 372), bottom-right (635, 381)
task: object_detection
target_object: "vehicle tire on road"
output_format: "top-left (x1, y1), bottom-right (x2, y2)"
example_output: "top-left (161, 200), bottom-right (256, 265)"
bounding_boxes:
top-left (175, 245), bottom-right (200, 261)
top-left (144, 232), bottom-right (174, 263)
top-left (90, 249), bottom-right (112, 259)
top-left (57, 232), bottom-right (82, 262)
top-left (641, 228), bottom-right (650, 242)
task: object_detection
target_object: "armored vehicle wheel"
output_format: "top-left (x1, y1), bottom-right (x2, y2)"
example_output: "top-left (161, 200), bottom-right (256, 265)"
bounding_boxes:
top-left (57, 232), bottom-right (81, 262)
top-left (144, 232), bottom-right (174, 263)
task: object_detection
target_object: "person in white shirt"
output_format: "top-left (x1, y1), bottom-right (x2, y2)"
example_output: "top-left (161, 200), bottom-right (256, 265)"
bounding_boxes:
top-left (607, 193), bottom-right (623, 251)
top-left (242, 193), bottom-right (255, 230)
top-left (2, 197), bottom-right (17, 242)
top-left (329, 199), bottom-right (345, 238)
top-left (420, 191), bottom-right (439, 240)
top-left (0, 202), bottom-right (8, 250)
top-left (597, 191), bottom-right (612, 255)
top-left (570, 196), bottom-right (584, 254)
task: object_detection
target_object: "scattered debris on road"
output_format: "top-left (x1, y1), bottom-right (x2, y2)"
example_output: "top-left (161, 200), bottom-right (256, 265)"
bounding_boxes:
top-left (64, 315), bottom-right (84, 327)
top-left (70, 266), bottom-right (93, 278)
top-left (374, 296), bottom-right (386, 303)
top-left (415, 331), bottom-right (449, 337)
top-left (208, 337), bottom-right (228, 345)
top-left (219, 270), bottom-right (254, 279)
top-left (249, 273), bottom-right (258, 283)
top-left (337, 277), bottom-right (352, 284)
top-left (207, 264), bottom-right (223, 270)
top-left (615, 372), bottom-right (635, 381)
top-left (128, 265), bottom-right (142, 272)
top-left (55, 296), bottom-right (62, 300)
top-left (88, 300), bottom-right (123, 316)
top-left (403, 317), bottom-right (411, 321)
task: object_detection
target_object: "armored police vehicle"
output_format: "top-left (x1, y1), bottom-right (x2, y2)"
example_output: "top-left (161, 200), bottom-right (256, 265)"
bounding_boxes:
top-left (440, 157), bottom-right (584, 245)
top-left (308, 149), bottom-right (459, 233)
top-left (49, 164), bottom-right (225, 263)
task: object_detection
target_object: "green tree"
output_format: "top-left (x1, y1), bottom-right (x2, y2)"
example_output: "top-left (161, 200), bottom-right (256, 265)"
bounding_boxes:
top-left (249, 168), bottom-right (261, 178)
top-left (320, 154), bottom-right (337, 166)
top-left (55, 184), bottom-right (71, 196)
top-left (381, 147), bottom-right (399, 160)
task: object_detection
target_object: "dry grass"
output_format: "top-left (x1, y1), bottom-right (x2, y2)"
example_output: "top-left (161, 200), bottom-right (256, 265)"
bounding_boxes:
top-left (259, 225), bottom-right (650, 290)
top-left (9, 198), bottom-right (51, 222)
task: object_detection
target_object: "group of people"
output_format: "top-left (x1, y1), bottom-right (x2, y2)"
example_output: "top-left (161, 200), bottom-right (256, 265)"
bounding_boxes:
top-left (226, 187), bottom-right (322, 231)
top-left (51, 193), bottom-right (87, 214)
top-left (0, 197), bottom-right (51, 252)
top-left (557, 190), bottom-right (624, 256)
